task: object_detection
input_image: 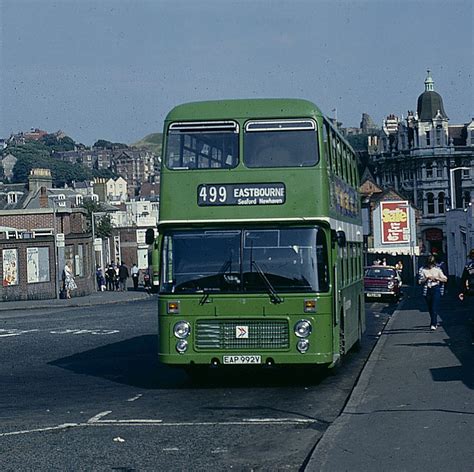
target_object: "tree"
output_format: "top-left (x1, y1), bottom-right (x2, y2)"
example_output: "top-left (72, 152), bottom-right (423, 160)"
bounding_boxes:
top-left (95, 214), bottom-right (113, 239)
top-left (80, 200), bottom-right (113, 238)
top-left (93, 139), bottom-right (128, 150)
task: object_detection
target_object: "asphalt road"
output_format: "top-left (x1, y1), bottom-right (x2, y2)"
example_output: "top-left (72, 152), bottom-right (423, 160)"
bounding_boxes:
top-left (0, 298), bottom-right (397, 471)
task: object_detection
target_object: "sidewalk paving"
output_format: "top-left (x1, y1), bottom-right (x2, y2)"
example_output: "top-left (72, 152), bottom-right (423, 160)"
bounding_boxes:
top-left (306, 289), bottom-right (474, 472)
top-left (0, 288), bottom-right (153, 312)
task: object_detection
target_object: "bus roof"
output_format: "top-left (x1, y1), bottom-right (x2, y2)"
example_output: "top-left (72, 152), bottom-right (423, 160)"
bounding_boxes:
top-left (164, 99), bottom-right (324, 122)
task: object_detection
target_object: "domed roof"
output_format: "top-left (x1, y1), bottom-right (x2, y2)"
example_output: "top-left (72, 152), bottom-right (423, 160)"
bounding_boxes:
top-left (416, 70), bottom-right (448, 121)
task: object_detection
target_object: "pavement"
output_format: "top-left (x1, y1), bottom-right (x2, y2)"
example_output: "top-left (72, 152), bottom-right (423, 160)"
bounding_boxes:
top-left (306, 288), bottom-right (474, 472)
top-left (0, 287), bottom-right (153, 312)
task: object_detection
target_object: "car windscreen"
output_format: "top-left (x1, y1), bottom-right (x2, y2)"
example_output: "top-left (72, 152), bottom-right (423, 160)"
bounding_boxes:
top-left (365, 268), bottom-right (396, 278)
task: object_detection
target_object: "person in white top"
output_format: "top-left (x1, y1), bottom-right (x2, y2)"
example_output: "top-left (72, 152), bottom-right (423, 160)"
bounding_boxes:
top-left (418, 255), bottom-right (448, 330)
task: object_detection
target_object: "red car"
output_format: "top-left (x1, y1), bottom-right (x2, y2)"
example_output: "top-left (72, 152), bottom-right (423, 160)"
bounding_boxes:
top-left (364, 265), bottom-right (402, 303)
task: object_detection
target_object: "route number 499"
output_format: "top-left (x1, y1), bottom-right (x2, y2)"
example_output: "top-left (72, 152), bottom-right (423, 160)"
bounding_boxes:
top-left (199, 185), bottom-right (227, 203)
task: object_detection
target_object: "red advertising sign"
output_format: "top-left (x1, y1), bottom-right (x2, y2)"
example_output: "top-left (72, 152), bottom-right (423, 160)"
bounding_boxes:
top-left (381, 201), bottom-right (409, 244)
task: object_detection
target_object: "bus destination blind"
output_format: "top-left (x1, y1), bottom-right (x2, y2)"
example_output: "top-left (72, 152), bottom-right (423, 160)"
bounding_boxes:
top-left (197, 183), bottom-right (286, 206)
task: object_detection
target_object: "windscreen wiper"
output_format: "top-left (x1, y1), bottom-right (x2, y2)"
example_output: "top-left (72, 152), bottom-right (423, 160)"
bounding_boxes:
top-left (251, 260), bottom-right (283, 304)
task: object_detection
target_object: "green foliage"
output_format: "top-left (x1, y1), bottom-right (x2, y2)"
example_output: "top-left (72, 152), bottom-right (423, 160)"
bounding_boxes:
top-left (40, 134), bottom-right (75, 152)
top-left (93, 139), bottom-right (128, 149)
top-left (95, 213), bottom-right (113, 239)
top-left (133, 132), bottom-right (163, 156)
top-left (92, 168), bottom-right (117, 179)
top-left (80, 200), bottom-right (113, 238)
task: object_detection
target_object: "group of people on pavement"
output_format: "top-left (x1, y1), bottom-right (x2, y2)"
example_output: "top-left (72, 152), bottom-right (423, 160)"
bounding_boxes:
top-left (418, 249), bottom-right (474, 331)
top-left (95, 261), bottom-right (144, 292)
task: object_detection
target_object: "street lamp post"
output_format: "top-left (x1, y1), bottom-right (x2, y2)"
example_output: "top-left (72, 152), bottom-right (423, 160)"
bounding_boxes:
top-left (449, 167), bottom-right (470, 210)
top-left (50, 198), bottom-right (61, 300)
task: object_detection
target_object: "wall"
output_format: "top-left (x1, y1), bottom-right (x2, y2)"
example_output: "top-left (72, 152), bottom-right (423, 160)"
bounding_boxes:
top-left (1, 234), bottom-right (95, 301)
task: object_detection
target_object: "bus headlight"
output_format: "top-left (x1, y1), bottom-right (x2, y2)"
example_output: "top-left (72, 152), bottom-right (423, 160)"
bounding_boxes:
top-left (297, 339), bottom-right (310, 353)
top-left (176, 339), bottom-right (188, 354)
top-left (173, 321), bottom-right (191, 339)
top-left (294, 319), bottom-right (312, 338)
top-left (387, 281), bottom-right (395, 289)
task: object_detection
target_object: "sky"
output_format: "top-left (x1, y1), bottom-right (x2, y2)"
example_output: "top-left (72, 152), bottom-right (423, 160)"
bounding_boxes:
top-left (0, 0), bottom-right (473, 146)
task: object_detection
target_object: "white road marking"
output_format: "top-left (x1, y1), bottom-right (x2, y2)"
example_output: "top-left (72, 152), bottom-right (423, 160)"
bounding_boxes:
top-left (0, 328), bottom-right (119, 337)
top-left (211, 448), bottom-right (228, 454)
top-left (49, 329), bottom-right (120, 335)
top-left (87, 411), bottom-right (112, 423)
top-left (162, 448), bottom-right (180, 452)
top-left (0, 329), bottom-right (39, 337)
top-left (0, 423), bottom-right (78, 437)
top-left (127, 394), bottom-right (143, 402)
top-left (0, 415), bottom-right (317, 438)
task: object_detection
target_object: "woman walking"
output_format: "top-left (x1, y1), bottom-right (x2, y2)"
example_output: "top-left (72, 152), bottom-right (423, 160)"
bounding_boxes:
top-left (63, 260), bottom-right (77, 299)
top-left (419, 255), bottom-right (448, 330)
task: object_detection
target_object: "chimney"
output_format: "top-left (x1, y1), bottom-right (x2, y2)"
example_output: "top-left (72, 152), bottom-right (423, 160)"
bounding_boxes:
top-left (39, 186), bottom-right (49, 208)
top-left (29, 168), bottom-right (53, 193)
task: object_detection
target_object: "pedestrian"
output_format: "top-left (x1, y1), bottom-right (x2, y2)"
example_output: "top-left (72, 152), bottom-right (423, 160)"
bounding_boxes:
top-left (434, 253), bottom-right (448, 296)
top-left (114, 262), bottom-right (120, 291)
top-left (458, 249), bottom-right (474, 302)
top-left (382, 258), bottom-right (387, 266)
top-left (63, 260), bottom-right (77, 299)
top-left (374, 258), bottom-right (382, 265)
top-left (418, 255), bottom-right (448, 330)
top-left (106, 263), bottom-right (116, 291)
top-left (118, 261), bottom-right (129, 291)
top-left (131, 263), bottom-right (140, 290)
top-left (143, 268), bottom-right (151, 290)
top-left (95, 265), bottom-right (103, 292)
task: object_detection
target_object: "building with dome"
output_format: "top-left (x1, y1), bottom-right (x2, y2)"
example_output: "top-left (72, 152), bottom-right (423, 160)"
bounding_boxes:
top-left (367, 71), bottom-right (474, 256)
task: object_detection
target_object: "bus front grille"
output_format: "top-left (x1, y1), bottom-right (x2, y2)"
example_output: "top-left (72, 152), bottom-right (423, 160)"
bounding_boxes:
top-left (195, 320), bottom-right (289, 350)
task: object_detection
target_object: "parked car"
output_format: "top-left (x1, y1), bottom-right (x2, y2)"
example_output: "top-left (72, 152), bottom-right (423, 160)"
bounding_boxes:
top-left (364, 265), bottom-right (402, 303)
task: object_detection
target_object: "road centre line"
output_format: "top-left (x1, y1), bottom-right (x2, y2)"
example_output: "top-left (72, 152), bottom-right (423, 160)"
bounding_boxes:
top-left (127, 394), bottom-right (143, 402)
top-left (0, 328), bottom-right (119, 337)
top-left (0, 416), bottom-right (317, 437)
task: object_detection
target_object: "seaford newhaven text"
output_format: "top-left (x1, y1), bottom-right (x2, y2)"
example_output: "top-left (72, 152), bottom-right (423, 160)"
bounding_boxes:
top-left (197, 183), bottom-right (286, 206)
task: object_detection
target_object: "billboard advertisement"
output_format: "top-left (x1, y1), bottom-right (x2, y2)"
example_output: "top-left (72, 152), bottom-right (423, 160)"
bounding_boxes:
top-left (381, 201), bottom-right (409, 244)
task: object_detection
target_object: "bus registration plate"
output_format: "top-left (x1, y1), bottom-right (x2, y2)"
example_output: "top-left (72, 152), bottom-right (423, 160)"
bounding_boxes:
top-left (367, 293), bottom-right (382, 298)
top-left (223, 355), bottom-right (261, 365)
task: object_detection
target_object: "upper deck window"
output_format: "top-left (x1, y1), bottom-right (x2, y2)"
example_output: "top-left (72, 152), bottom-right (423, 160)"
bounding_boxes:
top-left (166, 121), bottom-right (239, 170)
top-left (244, 119), bottom-right (318, 168)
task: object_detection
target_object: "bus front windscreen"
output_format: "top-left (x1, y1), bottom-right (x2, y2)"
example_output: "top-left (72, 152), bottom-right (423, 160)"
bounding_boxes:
top-left (244, 120), bottom-right (318, 168)
top-left (160, 228), bottom-right (329, 294)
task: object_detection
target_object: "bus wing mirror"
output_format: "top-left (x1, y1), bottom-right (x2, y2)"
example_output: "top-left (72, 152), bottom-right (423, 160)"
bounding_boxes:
top-left (145, 228), bottom-right (155, 245)
top-left (332, 230), bottom-right (346, 248)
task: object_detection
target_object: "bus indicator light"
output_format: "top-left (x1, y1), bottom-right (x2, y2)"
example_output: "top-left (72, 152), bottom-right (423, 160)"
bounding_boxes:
top-left (304, 299), bottom-right (317, 313)
top-left (167, 301), bottom-right (180, 314)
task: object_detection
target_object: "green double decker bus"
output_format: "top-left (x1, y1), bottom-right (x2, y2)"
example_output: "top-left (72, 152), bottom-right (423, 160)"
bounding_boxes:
top-left (151, 98), bottom-right (364, 371)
